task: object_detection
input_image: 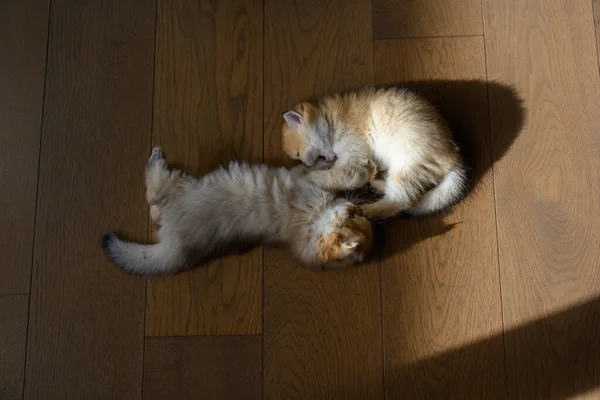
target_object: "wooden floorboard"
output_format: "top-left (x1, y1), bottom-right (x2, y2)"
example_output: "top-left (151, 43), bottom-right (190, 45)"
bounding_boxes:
top-left (0, 0), bottom-right (50, 294)
top-left (262, 1), bottom-right (383, 398)
top-left (23, 0), bottom-right (155, 398)
top-left (374, 37), bottom-right (509, 398)
top-left (6, 0), bottom-right (600, 396)
top-left (485, 0), bottom-right (600, 398)
top-left (145, 0), bottom-right (263, 336)
top-left (373, 0), bottom-right (483, 39)
top-left (0, 296), bottom-right (29, 400)
top-left (144, 336), bottom-right (262, 400)
top-left (594, 0), bottom-right (600, 74)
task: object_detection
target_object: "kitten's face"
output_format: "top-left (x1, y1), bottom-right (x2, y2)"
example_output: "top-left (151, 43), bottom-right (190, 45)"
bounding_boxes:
top-left (282, 102), bottom-right (336, 167)
top-left (316, 202), bottom-right (373, 266)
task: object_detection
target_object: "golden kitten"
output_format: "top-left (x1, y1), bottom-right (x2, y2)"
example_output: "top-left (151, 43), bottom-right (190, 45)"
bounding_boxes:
top-left (102, 148), bottom-right (373, 275)
top-left (282, 86), bottom-right (467, 219)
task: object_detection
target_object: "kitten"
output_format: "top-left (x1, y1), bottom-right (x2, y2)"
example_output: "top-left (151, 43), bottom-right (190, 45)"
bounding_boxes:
top-left (102, 147), bottom-right (374, 275)
top-left (281, 86), bottom-right (467, 219)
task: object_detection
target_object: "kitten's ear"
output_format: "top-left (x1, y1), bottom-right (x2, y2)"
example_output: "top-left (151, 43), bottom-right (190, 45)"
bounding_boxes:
top-left (341, 242), bottom-right (359, 250)
top-left (283, 111), bottom-right (303, 131)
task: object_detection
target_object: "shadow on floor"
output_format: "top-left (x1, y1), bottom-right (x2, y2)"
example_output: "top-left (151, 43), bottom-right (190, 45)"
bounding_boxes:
top-left (331, 295), bottom-right (600, 399)
top-left (366, 79), bottom-right (526, 261)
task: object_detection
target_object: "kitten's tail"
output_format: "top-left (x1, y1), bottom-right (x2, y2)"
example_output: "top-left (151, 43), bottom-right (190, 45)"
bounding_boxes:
top-left (102, 233), bottom-right (184, 276)
top-left (407, 164), bottom-right (467, 216)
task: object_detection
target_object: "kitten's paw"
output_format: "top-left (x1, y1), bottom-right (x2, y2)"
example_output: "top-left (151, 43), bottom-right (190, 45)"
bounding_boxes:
top-left (151, 146), bottom-right (164, 159)
top-left (367, 160), bottom-right (378, 180)
top-left (312, 157), bottom-right (333, 171)
top-left (291, 164), bottom-right (309, 175)
top-left (358, 203), bottom-right (382, 220)
top-left (357, 204), bottom-right (372, 219)
top-left (357, 159), bottom-right (378, 184)
top-left (149, 147), bottom-right (165, 164)
top-left (367, 179), bottom-right (386, 195)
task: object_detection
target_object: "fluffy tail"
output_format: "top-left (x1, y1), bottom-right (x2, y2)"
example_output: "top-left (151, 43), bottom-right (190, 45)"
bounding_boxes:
top-left (407, 165), bottom-right (467, 216)
top-left (102, 233), bottom-right (184, 276)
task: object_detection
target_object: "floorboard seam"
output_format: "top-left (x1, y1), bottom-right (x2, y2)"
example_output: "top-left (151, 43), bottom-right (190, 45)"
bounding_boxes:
top-left (261, 0), bottom-right (266, 399)
top-left (373, 34), bottom-right (484, 42)
top-left (480, 0), bottom-right (510, 398)
top-left (141, 1), bottom-right (160, 398)
top-left (22, 0), bottom-right (53, 397)
top-left (591, 0), bottom-right (600, 77)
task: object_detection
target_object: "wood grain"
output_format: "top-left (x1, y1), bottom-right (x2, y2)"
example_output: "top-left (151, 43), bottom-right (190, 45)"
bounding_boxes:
top-left (594, 0), bottom-right (600, 77)
top-left (144, 336), bottom-right (261, 400)
top-left (374, 38), bottom-right (507, 398)
top-left (23, 0), bottom-right (155, 398)
top-left (146, 0), bottom-right (263, 336)
top-left (373, 0), bottom-right (483, 39)
top-left (485, 0), bottom-right (600, 398)
top-left (0, 0), bottom-right (50, 294)
top-left (0, 296), bottom-right (29, 399)
top-left (263, 1), bottom-right (383, 398)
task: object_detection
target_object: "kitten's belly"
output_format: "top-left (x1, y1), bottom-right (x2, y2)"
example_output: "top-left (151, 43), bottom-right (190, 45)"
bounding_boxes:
top-left (369, 134), bottom-right (396, 172)
top-left (370, 129), bottom-right (424, 172)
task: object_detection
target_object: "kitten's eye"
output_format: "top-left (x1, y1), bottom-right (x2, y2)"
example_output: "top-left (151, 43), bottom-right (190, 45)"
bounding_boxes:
top-left (348, 212), bottom-right (355, 219)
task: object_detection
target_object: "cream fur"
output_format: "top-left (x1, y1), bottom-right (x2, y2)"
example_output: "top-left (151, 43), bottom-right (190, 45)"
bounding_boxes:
top-left (102, 148), bottom-right (373, 275)
top-left (282, 86), bottom-right (467, 219)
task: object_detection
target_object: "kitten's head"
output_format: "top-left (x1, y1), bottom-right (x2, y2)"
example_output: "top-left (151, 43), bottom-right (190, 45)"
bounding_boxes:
top-left (316, 202), bottom-right (373, 267)
top-left (282, 102), bottom-right (336, 167)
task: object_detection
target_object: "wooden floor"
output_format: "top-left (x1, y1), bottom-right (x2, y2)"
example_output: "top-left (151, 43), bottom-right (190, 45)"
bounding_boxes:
top-left (2, 0), bottom-right (600, 398)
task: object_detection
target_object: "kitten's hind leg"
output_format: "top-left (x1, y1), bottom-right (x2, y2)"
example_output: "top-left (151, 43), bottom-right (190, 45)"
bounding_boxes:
top-left (148, 146), bottom-right (165, 165)
top-left (360, 197), bottom-right (409, 220)
top-left (147, 147), bottom-right (167, 176)
top-left (308, 159), bottom-right (377, 191)
top-left (360, 171), bottom-right (421, 219)
top-left (146, 147), bottom-right (169, 201)
top-left (145, 147), bottom-right (177, 223)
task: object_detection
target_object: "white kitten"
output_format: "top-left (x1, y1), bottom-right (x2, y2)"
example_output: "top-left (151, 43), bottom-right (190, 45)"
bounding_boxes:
top-left (102, 148), bottom-right (374, 275)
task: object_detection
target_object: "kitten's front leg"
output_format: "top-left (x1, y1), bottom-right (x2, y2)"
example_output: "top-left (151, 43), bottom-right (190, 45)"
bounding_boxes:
top-left (366, 179), bottom-right (386, 195)
top-left (311, 157), bottom-right (334, 171)
top-left (290, 163), bottom-right (309, 177)
top-left (307, 159), bottom-right (377, 191)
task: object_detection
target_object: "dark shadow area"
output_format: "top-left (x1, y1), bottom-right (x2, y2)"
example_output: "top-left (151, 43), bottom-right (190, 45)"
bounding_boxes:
top-left (403, 79), bottom-right (526, 194)
top-left (365, 79), bottom-right (526, 260)
top-left (331, 296), bottom-right (600, 399)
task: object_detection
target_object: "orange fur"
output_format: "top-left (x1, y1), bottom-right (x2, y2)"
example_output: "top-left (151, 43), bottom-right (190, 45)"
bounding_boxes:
top-left (146, 167), bottom-right (187, 225)
top-left (316, 205), bottom-right (373, 264)
top-left (282, 102), bottom-right (323, 160)
top-left (149, 205), bottom-right (161, 223)
top-left (146, 170), bottom-right (184, 205)
top-left (281, 128), bottom-right (304, 158)
top-left (281, 86), bottom-right (467, 218)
